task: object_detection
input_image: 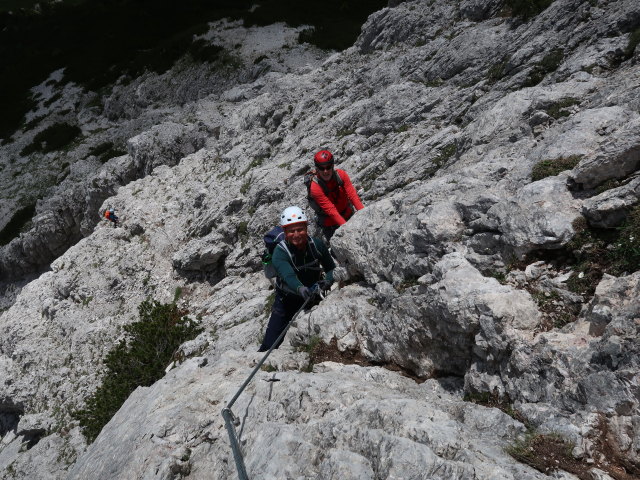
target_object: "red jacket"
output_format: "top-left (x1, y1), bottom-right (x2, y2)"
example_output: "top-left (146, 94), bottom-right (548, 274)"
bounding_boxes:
top-left (309, 169), bottom-right (364, 226)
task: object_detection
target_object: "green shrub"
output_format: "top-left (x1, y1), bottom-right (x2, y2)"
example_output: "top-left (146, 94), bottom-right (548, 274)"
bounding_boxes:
top-left (487, 60), bottom-right (507, 83)
top-left (245, 0), bottom-right (388, 51)
top-left (607, 205), bottom-right (640, 275)
top-left (240, 178), bottom-right (251, 195)
top-left (88, 141), bottom-right (127, 163)
top-left (263, 291), bottom-right (276, 316)
top-left (530, 155), bottom-right (581, 181)
top-left (564, 211), bottom-right (640, 296)
top-left (0, 203), bottom-right (36, 246)
top-left (74, 299), bottom-right (202, 443)
top-left (20, 122), bottom-right (82, 156)
top-left (544, 98), bottom-right (579, 119)
top-left (625, 27), bottom-right (640, 58)
top-left (505, 0), bottom-right (554, 19)
top-left (525, 48), bottom-right (564, 86)
top-left (187, 39), bottom-right (224, 63)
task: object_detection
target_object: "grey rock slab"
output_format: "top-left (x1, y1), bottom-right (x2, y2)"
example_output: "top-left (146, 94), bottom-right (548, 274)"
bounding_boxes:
top-left (69, 355), bottom-right (548, 480)
top-left (582, 175), bottom-right (640, 228)
top-left (487, 175), bottom-right (583, 257)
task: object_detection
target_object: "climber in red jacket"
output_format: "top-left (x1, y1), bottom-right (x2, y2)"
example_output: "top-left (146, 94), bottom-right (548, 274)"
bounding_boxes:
top-left (306, 149), bottom-right (364, 242)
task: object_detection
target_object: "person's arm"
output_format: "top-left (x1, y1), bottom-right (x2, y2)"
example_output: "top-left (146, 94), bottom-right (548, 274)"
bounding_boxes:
top-left (310, 181), bottom-right (347, 226)
top-left (272, 246), bottom-right (303, 292)
top-left (338, 170), bottom-right (364, 211)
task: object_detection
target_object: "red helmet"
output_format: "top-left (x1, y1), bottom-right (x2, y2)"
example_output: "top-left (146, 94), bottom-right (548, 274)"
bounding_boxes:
top-left (314, 150), bottom-right (334, 167)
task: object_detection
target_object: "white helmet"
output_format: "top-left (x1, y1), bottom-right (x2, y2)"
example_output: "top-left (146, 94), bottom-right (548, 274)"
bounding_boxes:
top-left (280, 206), bottom-right (308, 226)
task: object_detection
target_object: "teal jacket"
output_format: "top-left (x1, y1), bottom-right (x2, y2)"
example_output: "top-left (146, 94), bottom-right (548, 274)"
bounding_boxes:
top-left (272, 236), bottom-right (335, 293)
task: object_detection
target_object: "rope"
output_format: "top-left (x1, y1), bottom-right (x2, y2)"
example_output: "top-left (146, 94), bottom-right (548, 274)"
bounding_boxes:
top-left (221, 289), bottom-right (324, 480)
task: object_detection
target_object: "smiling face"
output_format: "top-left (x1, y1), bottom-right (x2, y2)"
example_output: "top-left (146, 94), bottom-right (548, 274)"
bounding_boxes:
top-left (284, 222), bottom-right (308, 250)
top-left (316, 163), bottom-right (334, 182)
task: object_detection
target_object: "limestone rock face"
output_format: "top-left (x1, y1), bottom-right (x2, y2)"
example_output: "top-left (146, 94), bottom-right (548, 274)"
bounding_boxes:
top-left (1, 0), bottom-right (640, 478)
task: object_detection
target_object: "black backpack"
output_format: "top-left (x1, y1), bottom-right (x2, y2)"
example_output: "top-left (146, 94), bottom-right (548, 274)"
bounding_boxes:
top-left (262, 225), bottom-right (286, 280)
top-left (303, 169), bottom-right (344, 223)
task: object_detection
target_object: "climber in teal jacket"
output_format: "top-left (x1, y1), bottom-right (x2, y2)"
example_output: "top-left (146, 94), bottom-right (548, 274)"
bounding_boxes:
top-left (258, 206), bottom-right (335, 352)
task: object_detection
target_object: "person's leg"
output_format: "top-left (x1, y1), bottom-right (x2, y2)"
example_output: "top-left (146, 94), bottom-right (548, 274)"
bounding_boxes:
top-left (259, 292), bottom-right (304, 351)
top-left (273, 294), bottom-right (305, 349)
top-left (321, 225), bottom-right (338, 244)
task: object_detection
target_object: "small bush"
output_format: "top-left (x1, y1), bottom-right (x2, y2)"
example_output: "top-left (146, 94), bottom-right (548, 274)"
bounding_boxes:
top-left (505, 0), bottom-right (554, 19)
top-left (74, 299), bottom-right (202, 443)
top-left (21, 123), bottom-right (82, 156)
top-left (236, 220), bottom-right (249, 238)
top-left (525, 48), bottom-right (564, 86)
top-left (240, 178), bottom-right (251, 195)
top-left (544, 98), bottom-right (579, 119)
top-left (0, 203), bottom-right (36, 246)
top-left (487, 60), bottom-right (507, 83)
top-left (187, 39), bottom-right (224, 63)
top-left (531, 155), bottom-right (581, 181)
top-left (263, 292), bottom-right (276, 317)
top-left (607, 205), bottom-right (640, 275)
top-left (88, 141), bottom-right (127, 163)
top-left (625, 27), bottom-right (640, 58)
top-left (564, 209), bottom-right (640, 296)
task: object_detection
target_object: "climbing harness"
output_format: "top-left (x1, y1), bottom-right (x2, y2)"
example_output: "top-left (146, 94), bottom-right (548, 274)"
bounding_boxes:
top-left (221, 287), bottom-right (324, 480)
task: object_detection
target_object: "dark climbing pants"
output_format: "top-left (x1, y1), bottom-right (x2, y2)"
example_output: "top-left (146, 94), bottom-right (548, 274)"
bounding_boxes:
top-left (259, 290), bottom-right (305, 351)
top-left (321, 225), bottom-right (339, 244)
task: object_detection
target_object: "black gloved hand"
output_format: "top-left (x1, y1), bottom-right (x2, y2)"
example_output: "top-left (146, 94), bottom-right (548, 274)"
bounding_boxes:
top-left (297, 286), bottom-right (312, 301)
top-left (317, 278), bottom-right (332, 291)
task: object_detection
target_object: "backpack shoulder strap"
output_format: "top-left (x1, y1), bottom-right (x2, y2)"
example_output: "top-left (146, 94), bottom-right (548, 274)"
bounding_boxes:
top-left (308, 236), bottom-right (319, 260)
top-left (276, 240), bottom-right (295, 264)
top-left (309, 172), bottom-right (332, 197)
top-left (333, 169), bottom-right (344, 187)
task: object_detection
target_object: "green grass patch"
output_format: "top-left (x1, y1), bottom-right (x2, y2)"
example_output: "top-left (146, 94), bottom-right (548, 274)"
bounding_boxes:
top-left (396, 276), bottom-right (420, 292)
top-left (263, 291), bottom-right (276, 317)
top-left (531, 155), bottom-right (581, 181)
top-left (73, 299), bottom-right (202, 443)
top-left (544, 98), bottom-right (579, 119)
top-left (298, 335), bottom-right (322, 372)
top-left (608, 205), bottom-right (640, 275)
top-left (20, 122), bottom-right (82, 156)
top-left (241, 156), bottom-right (265, 175)
top-left (506, 431), bottom-right (584, 477)
top-left (482, 269), bottom-right (507, 284)
top-left (336, 127), bottom-right (356, 138)
top-left (525, 48), bottom-right (564, 87)
top-left (433, 144), bottom-right (456, 167)
top-left (236, 220), bottom-right (249, 238)
top-left (240, 178), bottom-right (251, 195)
top-left (487, 60), bottom-right (508, 83)
top-left (422, 143), bottom-right (457, 179)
